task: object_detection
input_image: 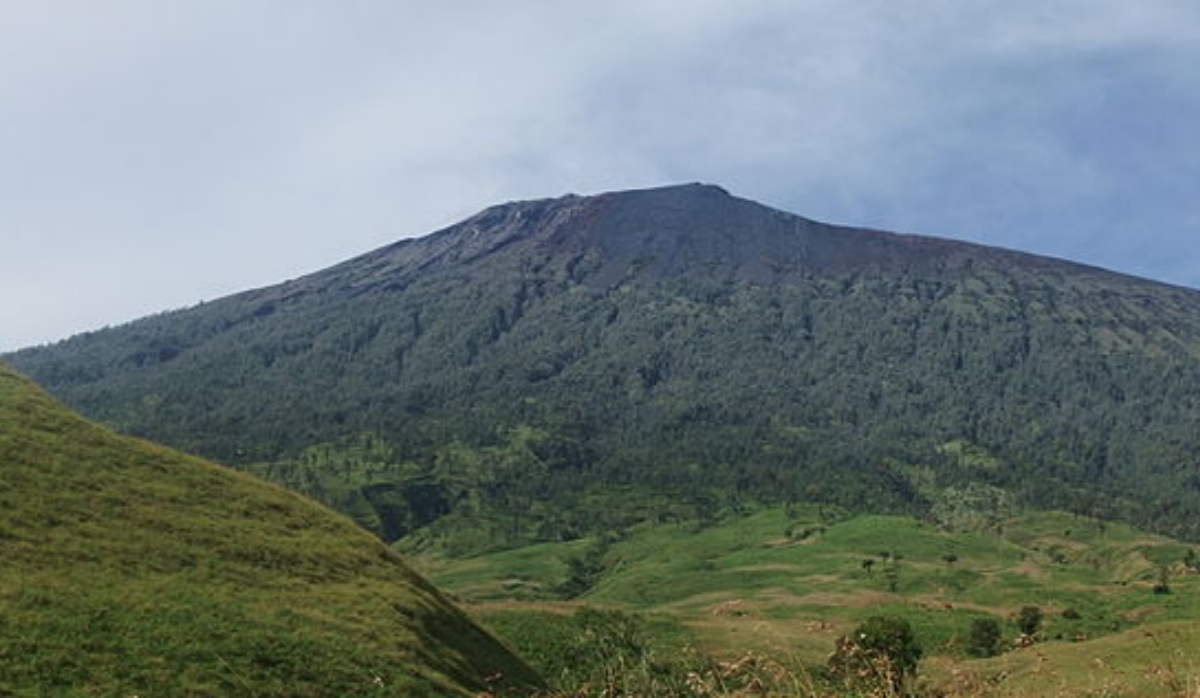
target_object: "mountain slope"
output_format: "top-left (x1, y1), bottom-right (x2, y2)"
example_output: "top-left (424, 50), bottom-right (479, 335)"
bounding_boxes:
top-left (10, 183), bottom-right (1200, 549)
top-left (0, 363), bottom-right (541, 695)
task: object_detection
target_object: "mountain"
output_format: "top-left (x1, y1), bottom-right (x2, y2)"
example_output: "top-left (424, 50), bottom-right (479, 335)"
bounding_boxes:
top-left (0, 362), bottom-right (541, 695)
top-left (10, 183), bottom-right (1200, 551)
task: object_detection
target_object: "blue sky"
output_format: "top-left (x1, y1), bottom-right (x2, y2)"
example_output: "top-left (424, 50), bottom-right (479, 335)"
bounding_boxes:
top-left (3, 1), bottom-right (1199, 350)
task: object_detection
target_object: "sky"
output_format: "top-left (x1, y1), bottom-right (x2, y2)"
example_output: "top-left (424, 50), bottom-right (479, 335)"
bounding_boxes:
top-left (3, 1), bottom-right (1199, 351)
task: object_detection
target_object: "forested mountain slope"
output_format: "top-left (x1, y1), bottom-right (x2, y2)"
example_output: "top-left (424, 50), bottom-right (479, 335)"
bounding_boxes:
top-left (0, 362), bottom-right (541, 695)
top-left (10, 184), bottom-right (1200, 550)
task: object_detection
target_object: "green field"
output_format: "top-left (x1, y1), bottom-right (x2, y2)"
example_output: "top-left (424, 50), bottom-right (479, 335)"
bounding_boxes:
top-left (415, 505), bottom-right (1200, 696)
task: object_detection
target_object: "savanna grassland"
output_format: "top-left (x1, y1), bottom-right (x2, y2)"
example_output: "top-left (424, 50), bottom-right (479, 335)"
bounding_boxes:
top-left (416, 505), bottom-right (1200, 696)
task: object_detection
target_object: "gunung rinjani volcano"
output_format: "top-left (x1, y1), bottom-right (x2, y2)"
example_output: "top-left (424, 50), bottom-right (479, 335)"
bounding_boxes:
top-left (11, 183), bottom-right (1200, 552)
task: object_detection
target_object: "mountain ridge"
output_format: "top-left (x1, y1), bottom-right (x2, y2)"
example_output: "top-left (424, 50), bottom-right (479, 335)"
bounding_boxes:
top-left (251, 183), bottom-right (1162, 305)
top-left (20, 183), bottom-right (1183, 372)
top-left (131, 183), bottom-right (1164, 332)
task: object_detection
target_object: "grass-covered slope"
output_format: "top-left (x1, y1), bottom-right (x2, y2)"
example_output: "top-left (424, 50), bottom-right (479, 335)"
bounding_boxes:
top-left (421, 506), bottom-right (1200, 696)
top-left (0, 364), bottom-right (541, 696)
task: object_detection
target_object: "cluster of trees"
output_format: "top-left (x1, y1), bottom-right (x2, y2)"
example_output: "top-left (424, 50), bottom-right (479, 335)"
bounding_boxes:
top-left (968, 606), bottom-right (1043, 658)
top-left (831, 608), bottom-right (1047, 695)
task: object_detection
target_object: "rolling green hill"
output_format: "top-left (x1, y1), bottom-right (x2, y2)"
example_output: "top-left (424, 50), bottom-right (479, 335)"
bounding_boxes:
top-left (421, 505), bottom-right (1200, 696)
top-left (10, 183), bottom-right (1200, 551)
top-left (0, 363), bottom-right (542, 696)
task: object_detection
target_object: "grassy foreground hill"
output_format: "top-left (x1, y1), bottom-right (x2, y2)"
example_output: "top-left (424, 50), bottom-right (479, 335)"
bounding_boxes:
top-left (0, 363), bottom-right (541, 696)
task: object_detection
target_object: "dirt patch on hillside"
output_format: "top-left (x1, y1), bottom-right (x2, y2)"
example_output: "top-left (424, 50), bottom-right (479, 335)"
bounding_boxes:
top-left (463, 599), bottom-right (592, 615)
top-left (725, 563), bottom-right (805, 574)
top-left (771, 589), bottom-right (895, 609)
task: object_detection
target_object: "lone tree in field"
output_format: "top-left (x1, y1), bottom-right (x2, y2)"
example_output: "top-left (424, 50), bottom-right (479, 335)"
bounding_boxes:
top-left (883, 557), bottom-right (901, 592)
top-left (1017, 605), bottom-right (1043, 637)
top-left (829, 615), bottom-right (922, 692)
top-left (968, 617), bottom-right (1002, 657)
top-left (1154, 564), bottom-right (1172, 595)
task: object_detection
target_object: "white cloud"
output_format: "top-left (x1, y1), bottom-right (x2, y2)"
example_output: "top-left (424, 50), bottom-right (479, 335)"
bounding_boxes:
top-left (2, 1), bottom-right (1199, 350)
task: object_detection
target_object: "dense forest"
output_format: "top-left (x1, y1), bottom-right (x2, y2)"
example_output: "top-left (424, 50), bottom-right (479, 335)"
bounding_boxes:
top-left (12, 184), bottom-right (1200, 553)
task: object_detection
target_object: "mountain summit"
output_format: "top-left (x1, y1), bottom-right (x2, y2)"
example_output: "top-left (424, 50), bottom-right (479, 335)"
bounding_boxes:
top-left (10, 184), bottom-right (1200, 550)
top-left (306, 183), bottom-right (1105, 296)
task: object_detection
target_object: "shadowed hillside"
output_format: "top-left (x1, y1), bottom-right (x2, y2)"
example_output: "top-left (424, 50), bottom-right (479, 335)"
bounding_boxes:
top-left (0, 363), bottom-right (541, 695)
top-left (11, 184), bottom-right (1200, 552)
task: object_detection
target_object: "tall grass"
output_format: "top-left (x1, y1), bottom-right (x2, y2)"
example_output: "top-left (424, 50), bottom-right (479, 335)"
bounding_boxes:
top-left (0, 366), bottom-right (541, 696)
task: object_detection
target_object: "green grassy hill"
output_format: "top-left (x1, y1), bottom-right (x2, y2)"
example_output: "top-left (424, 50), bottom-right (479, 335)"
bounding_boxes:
top-left (416, 505), bottom-right (1200, 696)
top-left (0, 363), bottom-right (542, 696)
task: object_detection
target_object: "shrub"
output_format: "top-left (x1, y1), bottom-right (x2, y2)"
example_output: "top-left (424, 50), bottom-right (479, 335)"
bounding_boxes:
top-left (829, 616), bottom-right (922, 693)
top-left (1017, 605), bottom-right (1043, 636)
top-left (968, 617), bottom-right (1002, 657)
